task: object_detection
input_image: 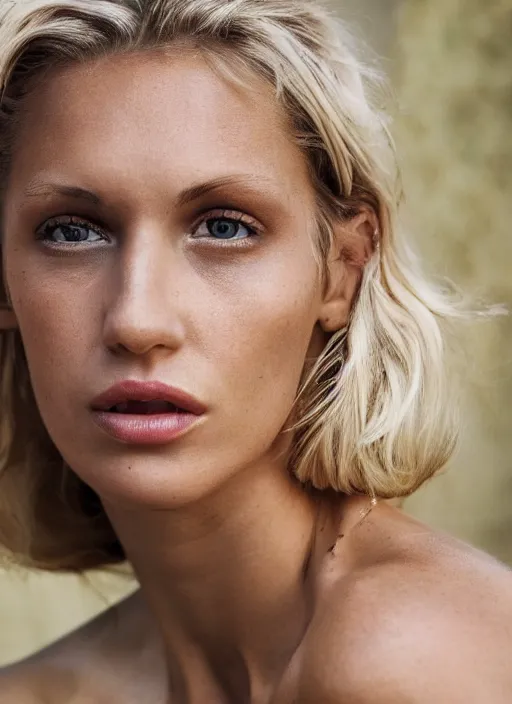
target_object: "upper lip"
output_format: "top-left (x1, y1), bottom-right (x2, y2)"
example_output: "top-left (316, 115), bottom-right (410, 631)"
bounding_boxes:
top-left (90, 380), bottom-right (207, 415)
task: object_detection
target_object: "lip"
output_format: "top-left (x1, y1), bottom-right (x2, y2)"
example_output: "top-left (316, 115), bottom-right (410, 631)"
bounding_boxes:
top-left (91, 380), bottom-right (207, 415)
top-left (90, 380), bottom-right (207, 445)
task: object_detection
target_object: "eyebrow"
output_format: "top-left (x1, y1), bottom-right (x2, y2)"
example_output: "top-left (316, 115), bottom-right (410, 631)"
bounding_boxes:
top-left (22, 174), bottom-right (278, 209)
top-left (23, 182), bottom-right (102, 205)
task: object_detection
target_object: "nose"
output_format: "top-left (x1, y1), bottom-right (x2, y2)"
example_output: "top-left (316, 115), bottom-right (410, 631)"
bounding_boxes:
top-left (103, 231), bottom-right (186, 359)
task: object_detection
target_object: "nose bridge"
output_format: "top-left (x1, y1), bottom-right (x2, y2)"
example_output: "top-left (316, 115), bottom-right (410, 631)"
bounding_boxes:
top-left (103, 226), bottom-right (184, 354)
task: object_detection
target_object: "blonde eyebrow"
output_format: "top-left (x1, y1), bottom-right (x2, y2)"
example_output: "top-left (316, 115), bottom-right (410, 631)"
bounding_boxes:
top-left (22, 174), bottom-right (279, 209)
top-left (175, 174), bottom-right (278, 207)
top-left (23, 182), bottom-right (102, 205)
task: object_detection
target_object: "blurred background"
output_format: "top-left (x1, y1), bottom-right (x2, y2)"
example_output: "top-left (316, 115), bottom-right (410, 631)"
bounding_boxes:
top-left (1, 0), bottom-right (511, 666)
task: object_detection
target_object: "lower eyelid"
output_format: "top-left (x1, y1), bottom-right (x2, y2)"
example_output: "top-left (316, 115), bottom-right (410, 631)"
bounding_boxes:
top-left (191, 222), bottom-right (259, 243)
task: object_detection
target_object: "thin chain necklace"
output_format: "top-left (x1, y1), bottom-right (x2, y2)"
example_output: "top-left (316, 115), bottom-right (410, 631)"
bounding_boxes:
top-left (329, 496), bottom-right (378, 556)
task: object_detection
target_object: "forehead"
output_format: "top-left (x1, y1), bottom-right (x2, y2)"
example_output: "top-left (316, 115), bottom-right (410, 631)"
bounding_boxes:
top-left (8, 49), bottom-right (314, 208)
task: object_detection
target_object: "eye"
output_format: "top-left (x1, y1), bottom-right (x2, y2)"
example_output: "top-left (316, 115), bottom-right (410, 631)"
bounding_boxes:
top-left (191, 209), bottom-right (261, 242)
top-left (36, 216), bottom-right (108, 245)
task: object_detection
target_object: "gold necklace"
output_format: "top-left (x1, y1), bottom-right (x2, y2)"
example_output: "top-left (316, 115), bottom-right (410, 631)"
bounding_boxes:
top-left (329, 496), bottom-right (378, 556)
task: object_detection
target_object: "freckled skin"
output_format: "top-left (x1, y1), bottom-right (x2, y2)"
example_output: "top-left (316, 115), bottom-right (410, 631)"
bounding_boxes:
top-left (3, 51), bottom-right (332, 507)
top-left (1, 50), bottom-right (512, 704)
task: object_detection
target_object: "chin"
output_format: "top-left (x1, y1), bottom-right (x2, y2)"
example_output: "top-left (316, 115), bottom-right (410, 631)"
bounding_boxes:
top-left (66, 448), bottom-right (236, 510)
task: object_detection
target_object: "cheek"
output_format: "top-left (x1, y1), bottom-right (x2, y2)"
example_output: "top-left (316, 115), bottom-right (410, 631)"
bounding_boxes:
top-left (205, 255), bottom-right (321, 428)
top-left (8, 264), bottom-right (93, 414)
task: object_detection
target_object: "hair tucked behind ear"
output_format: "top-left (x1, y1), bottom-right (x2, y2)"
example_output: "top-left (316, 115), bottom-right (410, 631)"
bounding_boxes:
top-left (0, 0), bottom-right (480, 570)
top-left (290, 247), bottom-right (463, 498)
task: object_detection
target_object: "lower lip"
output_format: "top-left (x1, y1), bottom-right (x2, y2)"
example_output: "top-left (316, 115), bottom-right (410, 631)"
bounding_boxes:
top-left (91, 411), bottom-right (202, 445)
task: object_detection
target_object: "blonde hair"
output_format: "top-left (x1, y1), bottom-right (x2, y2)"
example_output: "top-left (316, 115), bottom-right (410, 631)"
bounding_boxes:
top-left (0, 0), bottom-right (463, 570)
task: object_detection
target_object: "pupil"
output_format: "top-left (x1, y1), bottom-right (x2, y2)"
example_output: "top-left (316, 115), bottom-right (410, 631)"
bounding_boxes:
top-left (210, 220), bottom-right (237, 239)
top-left (61, 225), bottom-right (85, 242)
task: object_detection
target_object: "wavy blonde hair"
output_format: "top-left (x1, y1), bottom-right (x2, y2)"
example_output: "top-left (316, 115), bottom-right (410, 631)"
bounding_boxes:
top-left (0, 0), bottom-right (464, 570)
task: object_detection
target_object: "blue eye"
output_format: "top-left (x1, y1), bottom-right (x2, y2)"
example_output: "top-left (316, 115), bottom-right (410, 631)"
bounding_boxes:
top-left (191, 211), bottom-right (260, 243)
top-left (207, 218), bottom-right (254, 240)
top-left (38, 218), bottom-right (106, 244)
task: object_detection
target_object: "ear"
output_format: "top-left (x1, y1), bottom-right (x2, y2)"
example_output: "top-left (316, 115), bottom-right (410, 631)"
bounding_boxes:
top-left (319, 208), bottom-right (378, 333)
top-left (0, 306), bottom-right (18, 331)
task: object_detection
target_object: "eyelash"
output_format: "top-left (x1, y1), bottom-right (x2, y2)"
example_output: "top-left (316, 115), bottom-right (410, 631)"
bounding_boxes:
top-left (35, 209), bottom-right (263, 248)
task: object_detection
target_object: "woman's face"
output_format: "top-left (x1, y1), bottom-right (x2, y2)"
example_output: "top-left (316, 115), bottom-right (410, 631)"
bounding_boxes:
top-left (2, 50), bottom-right (347, 507)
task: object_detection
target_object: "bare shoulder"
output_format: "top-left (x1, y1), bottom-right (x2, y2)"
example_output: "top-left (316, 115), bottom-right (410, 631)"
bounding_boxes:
top-left (0, 596), bottom-right (122, 704)
top-left (0, 590), bottom-right (165, 704)
top-left (0, 670), bottom-right (41, 704)
top-left (300, 503), bottom-right (512, 703)
top-left (0, 636), bottom-right (88, 704)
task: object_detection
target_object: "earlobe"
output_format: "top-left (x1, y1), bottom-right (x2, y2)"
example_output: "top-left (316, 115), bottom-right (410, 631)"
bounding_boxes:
top-left (319, 300), bottom-right (351, 333)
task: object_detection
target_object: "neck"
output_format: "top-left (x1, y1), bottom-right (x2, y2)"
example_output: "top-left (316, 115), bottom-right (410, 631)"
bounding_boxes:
top-left (104, 459), bottom-right (328, 703)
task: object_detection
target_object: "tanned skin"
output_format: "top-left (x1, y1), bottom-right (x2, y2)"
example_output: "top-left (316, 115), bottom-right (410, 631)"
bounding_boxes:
top-left (0, 50), bottom-right (511, 703)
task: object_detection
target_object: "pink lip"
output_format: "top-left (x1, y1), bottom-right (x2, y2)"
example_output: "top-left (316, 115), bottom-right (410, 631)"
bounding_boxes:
top-left (91, 380), bottom-right (207, 415)
top-left (90, 380), bottom-right (206, 445)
